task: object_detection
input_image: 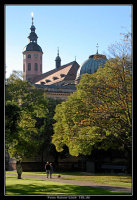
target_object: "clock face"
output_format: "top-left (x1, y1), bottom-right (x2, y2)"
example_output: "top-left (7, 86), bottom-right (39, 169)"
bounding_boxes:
top-left (34, 54), bottom-right (38, 58)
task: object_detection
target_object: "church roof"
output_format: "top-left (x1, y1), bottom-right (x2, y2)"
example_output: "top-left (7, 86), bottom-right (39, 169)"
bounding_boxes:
top-left (31, 61), bottom-right (79, 85)
top-left (33, 83), bottom-right (76, 90)
top-left (23, 42), bottom-right (43, 52)
top-left (76, 52), bottom-right (107, 80)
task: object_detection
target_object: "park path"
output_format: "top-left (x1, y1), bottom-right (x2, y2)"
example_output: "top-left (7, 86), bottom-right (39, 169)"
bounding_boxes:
top-left (6, 173), bottom-right (132, 193)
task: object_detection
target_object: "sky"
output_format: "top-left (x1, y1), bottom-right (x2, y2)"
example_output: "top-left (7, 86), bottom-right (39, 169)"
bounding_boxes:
top-left (5, 4), bottom-right (132, 78)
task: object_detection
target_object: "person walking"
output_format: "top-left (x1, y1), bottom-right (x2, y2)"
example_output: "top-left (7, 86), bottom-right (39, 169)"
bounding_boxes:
top-left (50, 163), bottom-right (53, 178)
top-left (45, 161), bottom-right (50, 178)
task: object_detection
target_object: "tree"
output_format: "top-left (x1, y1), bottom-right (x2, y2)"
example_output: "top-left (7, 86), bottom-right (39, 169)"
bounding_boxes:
top-left (5, 71), bottom-right (64, 173)
top-left (52, 37), bottom-right (132, 157)
top-left (36, 98), bottom-right (62, 163)
top-left (5, 101), bottom-right (21, 152)
top-left (5, 72), bottom-right (49, 161)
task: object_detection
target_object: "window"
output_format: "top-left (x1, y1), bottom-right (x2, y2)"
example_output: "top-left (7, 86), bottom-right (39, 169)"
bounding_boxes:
top-left (35, 63), bottom-right (38, 71)
top-left (28, 54), bottom-right (31, 58)
top-left (40, 81), bottom-right (45, 85)
top-left (45, 79), bottom-right (51, 83)
top-left (53, 76), bottom-right (58, 80)
top-left (60, 74), bottom-right (65, 78)
top-left (28, 63), bottom-right (31, 71)
top-left (34, 54), bottom-right (38, 58)
top-left (23, 64), bottom-right (25, 72)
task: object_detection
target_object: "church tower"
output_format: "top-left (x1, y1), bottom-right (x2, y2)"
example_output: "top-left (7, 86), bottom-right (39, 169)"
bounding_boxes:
top-left (23, 13), bottom-right (43, 81)
top-left (55, 47), bottom-right (61, 69)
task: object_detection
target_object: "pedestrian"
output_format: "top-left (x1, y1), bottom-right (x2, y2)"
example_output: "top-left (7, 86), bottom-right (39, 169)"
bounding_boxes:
top-left (50, 163), bottom-right (53, 178)
top-left (16, 160), bottom-right (22, 179)
top-left (45, 161), bottom-right (50, 178)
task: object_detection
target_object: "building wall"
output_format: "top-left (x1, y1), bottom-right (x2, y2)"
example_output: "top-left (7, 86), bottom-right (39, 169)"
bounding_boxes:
top-left (23, 51), bottom-right (43, 81)
top-left (46, 92), bottom-right (70, 100)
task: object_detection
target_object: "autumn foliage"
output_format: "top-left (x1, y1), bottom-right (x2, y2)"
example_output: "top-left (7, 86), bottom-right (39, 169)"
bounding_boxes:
top-left (52, 57), bottom-right (132, 156)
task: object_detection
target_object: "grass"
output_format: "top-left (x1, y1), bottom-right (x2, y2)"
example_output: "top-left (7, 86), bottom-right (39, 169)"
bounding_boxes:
top-left (60, 175), bottom-right (132, 187)
top-left (5, 174), bottom-right (131, 195)
top-left (6, 171), bottom-right (45, 176)
top-left (6, 171), bottom-right (132, 187)
top-left (6, 171), bottom-right (82, 176)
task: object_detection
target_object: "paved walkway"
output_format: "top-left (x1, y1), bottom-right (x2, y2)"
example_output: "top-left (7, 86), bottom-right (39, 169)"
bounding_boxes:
top-left (6, 173), bottom-right (132, 194)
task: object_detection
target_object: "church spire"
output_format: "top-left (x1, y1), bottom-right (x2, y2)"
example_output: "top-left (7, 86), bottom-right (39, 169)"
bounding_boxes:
top-left (55, 47), bottom-right (61, 69)
top-left (96, 43), bottom-right (99, 54)
top-left (28, 12), bottom-right (38, 43)
top-left (57, 47), bottom-right (59, 56)
top-left (23, 13), bottom-right (43, 82)
top-left (31, 12), bottom-right (34, 25)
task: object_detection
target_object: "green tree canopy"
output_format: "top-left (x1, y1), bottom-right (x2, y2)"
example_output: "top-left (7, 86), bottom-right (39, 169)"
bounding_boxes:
top-left (5, 72), bottom-right (49, 159)
top-left (52, 56), bottom-right (132, 156)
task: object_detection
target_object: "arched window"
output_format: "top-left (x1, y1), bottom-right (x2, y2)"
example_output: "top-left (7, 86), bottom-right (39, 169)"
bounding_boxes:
top-left (28, 54), bottom-right (31, 58)
top-left (28, 63), bottom-right (31, 71)
top-left (23, 64), bottom-right (25, 72)
top-left (35, 63), bottom-right (38, 71)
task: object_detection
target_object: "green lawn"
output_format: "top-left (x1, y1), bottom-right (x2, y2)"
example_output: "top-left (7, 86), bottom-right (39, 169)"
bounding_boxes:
top-left (60, 175), bottom-right (132, 187)
top-left (5, 175), bottom-right (131, 195)
top-left (5, 172), bottom-right (132, 195)
top-left (6, 171), bottom-right (132, 187)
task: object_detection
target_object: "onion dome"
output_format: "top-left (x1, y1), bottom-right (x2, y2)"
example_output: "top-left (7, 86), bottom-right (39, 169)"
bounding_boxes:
top-left (23, 14), bottom-right (43, 53)
top-left (23, 42), bottom-right (43, 52)
top-left (76, 47), bottom-right (107, 81)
